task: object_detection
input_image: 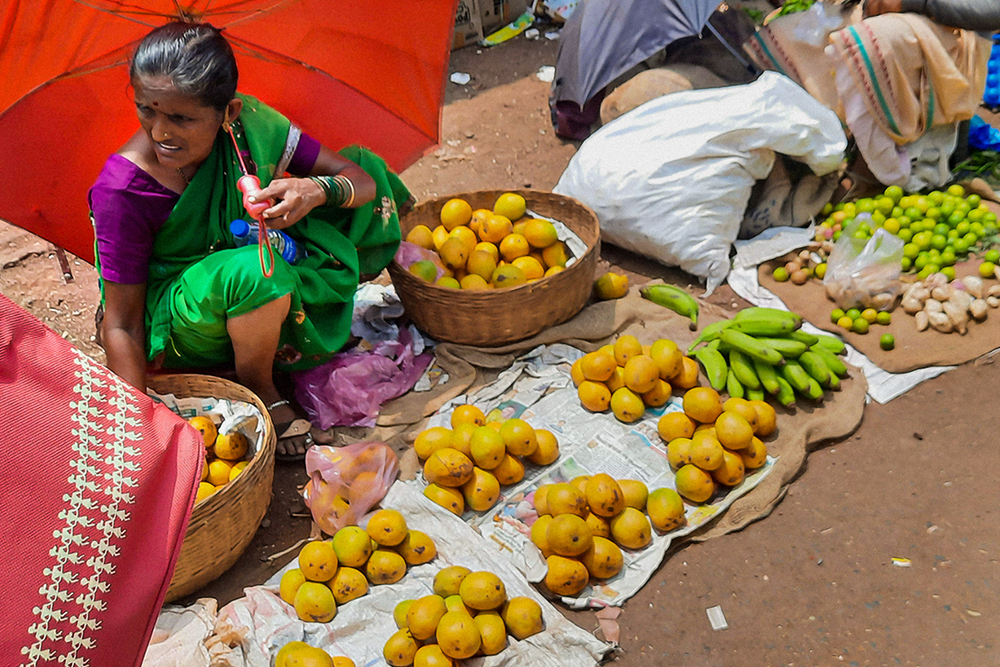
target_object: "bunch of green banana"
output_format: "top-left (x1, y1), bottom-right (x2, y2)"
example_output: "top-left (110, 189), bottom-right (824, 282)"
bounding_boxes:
top-left (688, 307), bottom-right (849, 406)
top-left (640, 284), bottom-right (699, 330)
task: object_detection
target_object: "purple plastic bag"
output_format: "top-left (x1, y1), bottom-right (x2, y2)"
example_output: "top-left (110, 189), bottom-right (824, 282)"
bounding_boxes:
top-left (394, 241), bottom-right (446, 280)
top-left (293, 327), bottom-right (433, 429)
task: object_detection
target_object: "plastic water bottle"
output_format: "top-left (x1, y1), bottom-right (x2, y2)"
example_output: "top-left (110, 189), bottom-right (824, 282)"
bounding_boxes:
top-left (985, 34), bottom-right (1000, 109)
top-left (230, 219), bottom-right (305, 265)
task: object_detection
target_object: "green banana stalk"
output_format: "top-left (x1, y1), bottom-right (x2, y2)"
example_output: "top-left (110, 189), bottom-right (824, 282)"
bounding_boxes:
top-left (746, 387), bottom-right (766, 402)
top-left (804, 376), bottom-right (825, 401)
top-left (640, 284), bottom-right (699, 330)
top-left (753, 358), bottom-right (781, 395)
top-left (809, 346), bottom-right (848, 377)
top-left (827, 371), bottom-right (841, 391)
top-left (728, 349), bottom-right (761, 390)
top-left (734, 307), bottom-right (802, 325)
top-left (798, 350), bottom-right (832, 387)
top-left (755, 338), bottom-right (809, 359)
top-left (781, 359), bottom-right (811, 393)
top-left (812, 334), bottom-right (846, 355)
top-left (787, 330), bottom-right (820, 347)
top-left (720, 329), bottom-right (784, 366)
top-left (775, 376), bottom-right (796, 407)
top-left (726, 368), bottom-right (745, 399)
top-left (728, 316), bottom-right (801, 337)
top-left (686, 320), bottom-right (733, 354)
top-left (695, 341), bottom-right (728, 391)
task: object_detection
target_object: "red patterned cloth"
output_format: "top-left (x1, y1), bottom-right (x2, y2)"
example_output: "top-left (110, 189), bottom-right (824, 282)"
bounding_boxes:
top-left (0, 294), bottom-right (203, 667)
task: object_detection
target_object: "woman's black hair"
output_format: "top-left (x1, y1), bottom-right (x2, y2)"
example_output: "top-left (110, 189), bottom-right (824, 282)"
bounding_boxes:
top-left (130, 22), bottom-right (238, 111)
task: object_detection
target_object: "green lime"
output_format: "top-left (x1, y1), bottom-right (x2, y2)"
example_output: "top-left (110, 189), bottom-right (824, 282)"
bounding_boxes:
top-left (898, 229), bottom-right (913, 243)
top-left (985, 212), bottom-right (997, 224)
top-left (947, 212), bottom-right (965, 226)
top-left (876, 311), bottom-right (892, 325)
top-left (773, 267), bottom-right (790, 282)
top-left (837, 316), bottom-right (854, 331)
top-left (985, 249), bottom-right (1000, 264)
top-left (914, 255), bottom-right (929, 271)
top-left (885, 185), bottom-right (904, 202)
top-left (831, 308), bottom-right (846, 323)
top-left (815, 262), bottom-right (827, 279)
top-left (903, 243), bottom-right (920, 259)
top-left (931, 234), bottom-right (948, 250)
top-left (879, 334), bottom-right (895, 351)
top-left (845, 308), bottom-right (862, 321)
top-left (901, 257), bottom-right (913, 272)
top-left (822, 202), bottom-right (834, 215)
top-left (926, 207), bottom-right (942, 220)
top-left (917, 266), bottom-right (936, 280)
top-left (933, 223), bottom-right (950, 236)
top-left (856, 199), bottom-right (875, 213)
top-left (956, 221), bottom-right (971, 235)
top-left (947, 184), bottom-right (965, 198)
top-left (861, 308), bottom-right (878, 323)
top-left (971, 222), bottom-right (985, 237)
top-left (852, 318), bottom-right (870, 334)
top-left (904, 207), bottom-right (922, 220)
top-left (927, 192), bottom-right (944, 206)
top-left (939, 250), bottom-right (956, 267)
top-left (883, 218), bottom-right (900, 235)
top-left (979, 261), bottom-right (996, 279)
top-left (941, 266), bottom-right (957, 281)
top-left (968, 208), bottom-right (985, 222)
top-left (966, 194), bottom-right (981, 208)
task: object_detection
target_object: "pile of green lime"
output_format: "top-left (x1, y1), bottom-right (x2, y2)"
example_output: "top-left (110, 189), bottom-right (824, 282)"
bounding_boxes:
top-left (816, 184), bottom-right (998, 281)
top-left (830, 307), bottom-right (891, 335)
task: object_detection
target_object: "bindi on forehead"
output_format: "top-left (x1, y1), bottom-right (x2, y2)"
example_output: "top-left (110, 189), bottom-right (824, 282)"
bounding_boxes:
top-left (152, 101), bottom-right (159, 106)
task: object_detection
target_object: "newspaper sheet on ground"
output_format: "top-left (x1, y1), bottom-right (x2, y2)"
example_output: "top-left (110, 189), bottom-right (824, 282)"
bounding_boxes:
top-left (218, 482), bottom-right (610, 667)
top-left (407, 344), bottom-right (775, 610)
top-left (149, 391), bottom-right (265, 457)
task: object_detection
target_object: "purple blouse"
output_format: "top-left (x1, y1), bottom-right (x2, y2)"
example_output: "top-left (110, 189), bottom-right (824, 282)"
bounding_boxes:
top-left (90, 131), bottom-right (321, 284)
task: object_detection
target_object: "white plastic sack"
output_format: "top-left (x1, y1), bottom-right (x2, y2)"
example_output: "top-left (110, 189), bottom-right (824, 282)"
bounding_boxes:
top-left (554, 72), bottom-right (847, 294)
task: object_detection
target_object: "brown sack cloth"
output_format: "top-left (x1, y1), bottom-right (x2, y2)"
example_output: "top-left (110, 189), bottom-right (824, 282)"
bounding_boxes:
top-left (759, 259), bottom-right (1000, 374)
top-left (369, 282), bottom-right (867, 543)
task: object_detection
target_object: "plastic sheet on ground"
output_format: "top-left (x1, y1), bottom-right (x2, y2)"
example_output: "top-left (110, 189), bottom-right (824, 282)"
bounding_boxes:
top-left (407, 344), bottom-right (775, 609)
top-left (142, 599), bottom-right (246, 667)
top-left (728, 228), bottom-right (954, 403)
top-left (218, 482), bottom-right (610, 667)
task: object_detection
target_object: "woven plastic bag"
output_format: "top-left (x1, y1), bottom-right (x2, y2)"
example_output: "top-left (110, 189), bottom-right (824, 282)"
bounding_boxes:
top-left (823, 214), bottom-right (904, 310)
top-left (302, 442), bottom-right (399, 534)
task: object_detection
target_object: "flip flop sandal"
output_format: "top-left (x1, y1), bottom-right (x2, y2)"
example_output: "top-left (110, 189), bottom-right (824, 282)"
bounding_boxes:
top-left (268, 400), bottom-right (315, 464)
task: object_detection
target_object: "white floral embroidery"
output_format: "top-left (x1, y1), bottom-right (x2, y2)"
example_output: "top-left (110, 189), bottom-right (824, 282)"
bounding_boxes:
top-left (20, 350), bottom-right (141, 667)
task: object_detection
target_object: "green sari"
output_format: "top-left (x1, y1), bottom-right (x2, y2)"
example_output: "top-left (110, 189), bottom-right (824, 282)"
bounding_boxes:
top-left (141, 94), bottom-right (408, 372)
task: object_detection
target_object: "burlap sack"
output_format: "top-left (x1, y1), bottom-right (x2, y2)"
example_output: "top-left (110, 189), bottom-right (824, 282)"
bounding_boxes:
top-left (759, 258), bottom-right (1000, 374)
top-left (371, 282), bottom-right (867, 543)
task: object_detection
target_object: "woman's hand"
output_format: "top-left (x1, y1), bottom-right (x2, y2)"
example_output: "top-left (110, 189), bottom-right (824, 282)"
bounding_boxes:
top-left (251, 177), bottom-right (326, 229)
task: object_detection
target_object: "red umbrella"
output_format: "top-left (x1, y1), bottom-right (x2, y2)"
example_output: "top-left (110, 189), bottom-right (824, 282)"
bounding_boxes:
top-left (0, 0), bottom-right (458, 263)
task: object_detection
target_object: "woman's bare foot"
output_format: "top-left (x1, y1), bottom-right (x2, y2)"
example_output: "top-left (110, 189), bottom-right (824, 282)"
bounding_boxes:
top-left (268, 400), bottom-right (314, 459)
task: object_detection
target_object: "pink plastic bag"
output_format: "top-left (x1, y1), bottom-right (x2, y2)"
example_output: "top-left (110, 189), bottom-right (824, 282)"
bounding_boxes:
top-left (394, 241), bottom-right (446, 280)
top-left (293, 326), bottom-right (433, 429)
top-left (302, 441), bottom-right (399, 534)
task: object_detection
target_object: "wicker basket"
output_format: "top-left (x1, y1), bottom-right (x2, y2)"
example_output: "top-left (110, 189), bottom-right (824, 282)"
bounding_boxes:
top-left (387, 190), bottom-right (601, 346)
top-left (148, 374), bottom-right (276, 603)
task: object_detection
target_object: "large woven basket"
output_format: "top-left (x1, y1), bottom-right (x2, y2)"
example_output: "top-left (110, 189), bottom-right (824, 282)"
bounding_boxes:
top-left (148, 374), bottom-right (276, 602)
top-left (387, 190), bottom-right (601, 346)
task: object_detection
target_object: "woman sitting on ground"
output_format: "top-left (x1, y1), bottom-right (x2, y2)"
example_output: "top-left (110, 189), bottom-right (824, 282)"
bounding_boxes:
top-left (90, 22), bottom-right (410, 460)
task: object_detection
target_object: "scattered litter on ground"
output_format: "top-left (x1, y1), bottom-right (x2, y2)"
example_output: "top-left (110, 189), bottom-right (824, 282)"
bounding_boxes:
top-left (892, 557), bottom-right (912, 567)
top-left (545, 31), bottom-right (561, 40)
top-left (706, 605), bottom-right (729, 630)
top-left (525, 28), bottom-right (540, 39)
top-left (536, 66), bottom-right (555, 83)
top-left (450, 72), bottom-right (472, 85)
top-left (595, 607), bottom-right (621, 644)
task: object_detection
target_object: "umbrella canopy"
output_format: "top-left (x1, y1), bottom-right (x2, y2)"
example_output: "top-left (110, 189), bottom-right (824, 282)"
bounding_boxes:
top-left (0, 0), bottom-right (458, 263)
top-left (551, 0), bottom-right (722, 109)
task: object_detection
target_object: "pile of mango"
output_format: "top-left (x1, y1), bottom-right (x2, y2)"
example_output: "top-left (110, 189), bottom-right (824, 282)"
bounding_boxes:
top-left (274, 642), bottom-right (354, 667)
top-left (418, 405), bottom-right (560, 515)
top-left (188, 415), bottom-right (251, 502)
top-left (279, 509), bottom-right (437, 623)
top-left (405, 193), bottom-right (572, 290)
top-left (385, 566), bottom-right (544, 666)
top-left (657, 389), bottom-right (774, 503)
top-left (571, 336), bottom-right (697, 423)
top-left (530, 475), bottom-right (685, 596)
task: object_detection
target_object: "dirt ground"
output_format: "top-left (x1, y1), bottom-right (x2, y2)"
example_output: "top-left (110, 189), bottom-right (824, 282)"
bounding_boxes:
top-left (2, 27), bottom-right (998, 667)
